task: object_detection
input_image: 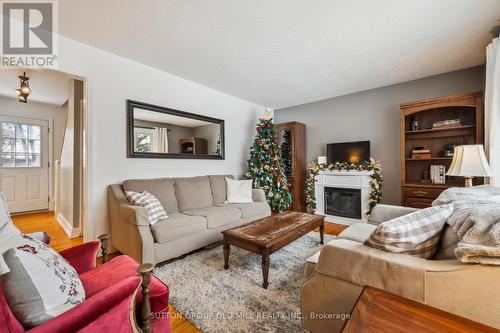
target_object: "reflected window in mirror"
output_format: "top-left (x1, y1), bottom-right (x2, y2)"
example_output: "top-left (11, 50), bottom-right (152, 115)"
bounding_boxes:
top-left (127, 100), bottom-right (224, 159)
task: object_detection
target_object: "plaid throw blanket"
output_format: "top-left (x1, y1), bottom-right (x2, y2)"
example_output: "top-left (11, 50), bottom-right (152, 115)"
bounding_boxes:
top-left (365, 204), bottom-right (453, 259)
top-left (433, 185), bottom-right (500, 265)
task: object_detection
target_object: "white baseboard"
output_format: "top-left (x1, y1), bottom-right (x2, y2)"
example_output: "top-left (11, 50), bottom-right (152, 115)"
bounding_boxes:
top-left (56, 213), bottom-right (81, 238)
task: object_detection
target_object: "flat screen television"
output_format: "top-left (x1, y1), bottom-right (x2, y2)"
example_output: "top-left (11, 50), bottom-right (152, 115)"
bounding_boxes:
top-left (327, 141), bottom-right (370, 164)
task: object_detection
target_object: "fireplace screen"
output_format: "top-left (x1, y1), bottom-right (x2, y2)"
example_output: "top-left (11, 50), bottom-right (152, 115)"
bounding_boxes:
top-left (324, 187), bottom-right (361, 219)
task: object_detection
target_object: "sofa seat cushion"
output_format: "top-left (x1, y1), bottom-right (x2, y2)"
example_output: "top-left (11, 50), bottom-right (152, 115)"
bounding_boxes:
top-left (216, 202), bottom-right (271, 219)
top-left (174, 176), bottom-right (213, 211)
top-left (150, 213), bottom-right (206, 243)
top-left (123, 178), bottom-right (178, 214)
top-left (184, 206), bottom-right (242, 229)
top-left (80, 255), bottom-right (169, 314)
top-left (338, 223), bottom-right (377, 244)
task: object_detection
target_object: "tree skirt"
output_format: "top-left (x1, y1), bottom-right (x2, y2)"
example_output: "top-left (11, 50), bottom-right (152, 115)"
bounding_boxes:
top-left (154, 233), bottom-right (332, 333)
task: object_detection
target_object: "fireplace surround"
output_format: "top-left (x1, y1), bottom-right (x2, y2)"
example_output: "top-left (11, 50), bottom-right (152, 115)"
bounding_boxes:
top-left (314, 170), bottom-right (373, 224)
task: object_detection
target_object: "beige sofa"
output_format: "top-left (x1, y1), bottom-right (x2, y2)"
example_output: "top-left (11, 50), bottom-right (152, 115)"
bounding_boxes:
top-left (108, 175), bottom-right (271, 264)
top-left (301, 204), bottom-right (500, 332)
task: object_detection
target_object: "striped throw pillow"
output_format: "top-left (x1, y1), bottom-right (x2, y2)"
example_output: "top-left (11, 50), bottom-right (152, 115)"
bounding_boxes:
top-left (125, 191), bottom-right (168, 225)
top-left (364, 204), bottom-right (453, 259)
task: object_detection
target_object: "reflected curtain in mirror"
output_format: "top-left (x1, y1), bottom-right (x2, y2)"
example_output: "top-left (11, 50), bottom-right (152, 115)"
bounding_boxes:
top-left (152, 127), bottom-right (169, 153)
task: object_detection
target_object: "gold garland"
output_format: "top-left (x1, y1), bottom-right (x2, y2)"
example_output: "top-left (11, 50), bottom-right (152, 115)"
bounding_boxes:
top-left (305, 158), bottom-right (383, 215)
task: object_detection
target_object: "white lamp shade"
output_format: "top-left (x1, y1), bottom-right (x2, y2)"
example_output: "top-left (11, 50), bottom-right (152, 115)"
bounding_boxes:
top-left (446, 145), bottom-right (493, 177)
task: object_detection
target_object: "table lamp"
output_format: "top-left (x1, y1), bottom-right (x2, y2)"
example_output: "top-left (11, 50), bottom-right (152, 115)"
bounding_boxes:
top-left (446, 144), bottom-right (493, 187)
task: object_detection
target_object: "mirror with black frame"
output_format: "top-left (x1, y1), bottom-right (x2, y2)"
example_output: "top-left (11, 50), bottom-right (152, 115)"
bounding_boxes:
top-left (127, 100), bottom-right (224, 159)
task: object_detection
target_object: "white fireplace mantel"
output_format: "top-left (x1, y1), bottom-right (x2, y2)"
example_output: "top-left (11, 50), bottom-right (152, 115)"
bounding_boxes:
top-left (314, 170), bottom-right (373, 225)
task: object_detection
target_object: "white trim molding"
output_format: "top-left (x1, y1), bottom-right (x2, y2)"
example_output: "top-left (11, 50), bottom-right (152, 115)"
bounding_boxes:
top-left (56, 212), bottom-right (81, 238)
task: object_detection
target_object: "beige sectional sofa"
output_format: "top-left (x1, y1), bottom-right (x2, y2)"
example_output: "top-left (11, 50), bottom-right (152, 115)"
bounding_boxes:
top-left (301, 204), bottom-right (500, 332)
top-left (108, 175), bottom-right (271, 264)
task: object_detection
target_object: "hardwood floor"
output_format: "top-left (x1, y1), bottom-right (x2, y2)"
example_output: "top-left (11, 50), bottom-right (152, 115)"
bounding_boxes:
top-left (11, 212), bottom-right (345, 333)
top-left (12, 211), bottom-right (83, 252)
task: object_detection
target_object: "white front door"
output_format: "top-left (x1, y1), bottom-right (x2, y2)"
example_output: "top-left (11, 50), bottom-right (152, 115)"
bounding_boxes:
top-left (0, 116), bottom-right (49, 213)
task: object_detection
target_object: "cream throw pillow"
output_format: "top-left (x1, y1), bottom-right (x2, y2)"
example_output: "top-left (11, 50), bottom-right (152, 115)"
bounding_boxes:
top-left (225, 178), bottom-right (253, 203)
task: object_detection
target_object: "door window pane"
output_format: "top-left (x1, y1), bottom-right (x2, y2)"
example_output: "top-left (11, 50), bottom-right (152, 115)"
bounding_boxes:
top-left (29, 154), bottom-right (40, 167)
top-left (1, 153), bottom-right (14, 167)
top-left (15, 153), bottom-right (28, 167)
top-left (29, 125), bottom-right (40, 140)
top-left (16, 124), bottom-right (28, 139)
top-left (2, 138), bottom-right (14, 153)
top-left (0, 122), bottom-right (42, 168)
top-left (2, 123), bottom-right (15, 138)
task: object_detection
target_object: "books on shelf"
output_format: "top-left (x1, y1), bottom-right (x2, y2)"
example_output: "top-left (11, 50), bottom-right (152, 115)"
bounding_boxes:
top-left (432, 119), bottom-right (461, 129)
top-left (430, 165), bottom-right (446, 184)
top-left (412, 153), bottom-right (431, 159)
top-left (411, 147), bottom-right (431, 159)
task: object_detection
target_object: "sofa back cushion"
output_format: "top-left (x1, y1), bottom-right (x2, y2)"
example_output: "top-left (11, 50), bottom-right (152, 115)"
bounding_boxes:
top-left (433, 224), bottom-right (460, 260)
top-left (209, 175), bottom-right (234, 205)
top-left (175, 176), bottom-right (213, 211)
top-left (123, 178), bottom-right (178, 214)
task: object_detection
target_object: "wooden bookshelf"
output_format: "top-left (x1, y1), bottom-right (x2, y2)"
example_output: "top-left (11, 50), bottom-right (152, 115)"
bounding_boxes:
top-left (400, 92), bottom-right (484, 208)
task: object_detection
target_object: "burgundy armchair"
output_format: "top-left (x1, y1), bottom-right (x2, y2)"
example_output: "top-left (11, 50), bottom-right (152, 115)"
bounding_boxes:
top-left (0, 236), bottom-right (172, 333)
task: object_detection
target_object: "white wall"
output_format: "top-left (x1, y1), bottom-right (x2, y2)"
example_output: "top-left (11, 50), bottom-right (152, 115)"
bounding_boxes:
top-left (0, 96), bottom-right (67, 208)
top-left (55, 35), bottom-right (263, 241)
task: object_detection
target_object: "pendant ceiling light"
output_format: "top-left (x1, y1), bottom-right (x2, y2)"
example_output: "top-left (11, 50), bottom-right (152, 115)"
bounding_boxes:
top-left (15, 72), bottom-right (31, 103)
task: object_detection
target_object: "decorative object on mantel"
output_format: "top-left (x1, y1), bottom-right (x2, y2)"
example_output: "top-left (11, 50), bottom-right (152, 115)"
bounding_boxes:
top-left (246, 111), bottom-right (292, 212)
top-left (317, 155), bottom-right (327, 164)
top-left (446, 145), bottom-right (493, 187)
top-left (15, 72), bottom-right (31, 103)
top-left (305, 159), bottom-right (382, 215)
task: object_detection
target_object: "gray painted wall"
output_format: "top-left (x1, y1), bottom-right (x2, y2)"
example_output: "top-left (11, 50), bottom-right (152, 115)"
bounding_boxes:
top-left (275, 66), bottom-right (485, 205)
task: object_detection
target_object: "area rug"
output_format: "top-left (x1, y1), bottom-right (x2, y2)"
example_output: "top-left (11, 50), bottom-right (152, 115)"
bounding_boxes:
top-left (154, 232), bottom-right (332, 333)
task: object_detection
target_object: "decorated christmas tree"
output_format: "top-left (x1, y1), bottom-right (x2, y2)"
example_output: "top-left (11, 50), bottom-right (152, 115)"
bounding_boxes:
top-left (246, 109), bottom-right (292, 212)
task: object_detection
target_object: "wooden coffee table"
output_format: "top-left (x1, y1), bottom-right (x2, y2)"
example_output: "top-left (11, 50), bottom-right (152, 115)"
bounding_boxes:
top-left (222, 211), bottom-right (324, 289)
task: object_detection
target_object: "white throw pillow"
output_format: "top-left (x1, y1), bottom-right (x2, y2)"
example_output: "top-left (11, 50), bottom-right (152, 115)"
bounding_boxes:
top-left (365, 204), bottom-right (453, 259)
top-left (225, 178), bottom-right (253, 203)
top-left (125, 190), bottom-right (168, 225)
top-left (0, 235), bottom-right (85, 328)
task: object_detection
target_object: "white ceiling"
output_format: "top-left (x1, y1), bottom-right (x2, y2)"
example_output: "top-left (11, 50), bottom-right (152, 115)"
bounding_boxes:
top-left (134, 108), bottom-right (213, 127)
top-left (59, 0), bottom-right (500, 109)
top-left (0, 69), bottom-right (70, 106)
